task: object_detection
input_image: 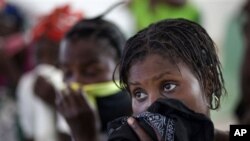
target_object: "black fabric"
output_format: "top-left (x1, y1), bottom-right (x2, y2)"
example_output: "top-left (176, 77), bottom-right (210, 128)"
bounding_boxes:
top-left (96, 90), bottom-right (132, 132)
top-left (107, 98), bottom-right (214, 141)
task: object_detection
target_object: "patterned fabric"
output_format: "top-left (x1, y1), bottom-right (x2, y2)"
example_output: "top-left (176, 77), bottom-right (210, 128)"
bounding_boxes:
top-left (166, 119), bottom-right (175, 141)
top-left (137, 111), bottom-right (175, 141)
top-left (107, 98), bottom-right (214, 141)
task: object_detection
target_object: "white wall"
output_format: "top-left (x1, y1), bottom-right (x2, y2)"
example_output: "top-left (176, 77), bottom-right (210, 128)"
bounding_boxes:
top-left (7, 0), bottom-right (136, 37)
top-left (192, 0), bottom-right (246, 50)
top-left (7, 0), bottom-right (246, 48)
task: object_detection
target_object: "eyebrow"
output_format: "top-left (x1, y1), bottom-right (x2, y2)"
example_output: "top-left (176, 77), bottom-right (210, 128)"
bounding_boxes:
top-left (128, 71), bottom-right (173, 85)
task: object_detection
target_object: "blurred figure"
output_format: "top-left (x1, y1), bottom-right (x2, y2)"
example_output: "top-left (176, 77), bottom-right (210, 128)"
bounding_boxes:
top-left (56, 16), bottom-right (132, 141)
top-left (235, 0), bottom-right (250, 124)
top-left (0, 1), bottom-right (28, 141)
top-left (16, 5), bottom-right (82, 141)
top-left (129, 0), bottom-right (200, 30)
top-left (0, 0), bottom-right (28, 92)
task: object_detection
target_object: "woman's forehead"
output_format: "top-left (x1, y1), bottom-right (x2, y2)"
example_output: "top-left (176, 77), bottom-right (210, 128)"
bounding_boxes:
top-left (128, 54), bottom-right (182, 81)
top-left (60, 39), bottom-right (116, 66)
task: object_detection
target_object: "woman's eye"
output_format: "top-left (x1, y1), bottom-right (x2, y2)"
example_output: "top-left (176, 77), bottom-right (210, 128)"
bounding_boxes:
top-left (163, 83), bottom-right (176, 92)
top-left (134, 91), bottom-right (147, 101)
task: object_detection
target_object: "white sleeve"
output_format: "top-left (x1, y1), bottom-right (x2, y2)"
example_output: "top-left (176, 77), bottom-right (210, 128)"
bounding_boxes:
top-left (16, 73), bottom-right (35, 138)
top-left (33, 97), bottom-right (57, 141)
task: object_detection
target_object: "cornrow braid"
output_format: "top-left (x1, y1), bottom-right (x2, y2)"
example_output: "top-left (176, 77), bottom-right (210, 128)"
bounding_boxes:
top-left (118, 18), bottom-right (226, 110)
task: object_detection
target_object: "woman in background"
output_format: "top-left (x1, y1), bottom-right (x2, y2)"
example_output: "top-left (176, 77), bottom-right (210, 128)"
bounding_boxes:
top-left (57, 17), bottom-right (132, 141)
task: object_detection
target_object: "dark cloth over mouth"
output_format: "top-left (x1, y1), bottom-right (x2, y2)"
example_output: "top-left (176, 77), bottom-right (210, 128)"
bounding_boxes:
top-left (107, 98), bottom-right (214, 141)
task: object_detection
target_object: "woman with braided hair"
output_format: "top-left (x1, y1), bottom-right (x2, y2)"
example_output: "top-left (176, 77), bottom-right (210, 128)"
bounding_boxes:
top-left (107, 18), bottom-right (229, 141)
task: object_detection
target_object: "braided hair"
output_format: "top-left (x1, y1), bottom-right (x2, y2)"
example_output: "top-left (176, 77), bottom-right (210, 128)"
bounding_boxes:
top-left (118, 18), bottom-right (226, 110)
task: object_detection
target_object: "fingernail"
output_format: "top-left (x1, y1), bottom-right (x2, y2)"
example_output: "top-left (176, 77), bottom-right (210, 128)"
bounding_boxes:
top-left (127, 117), bottom-right (135, 127)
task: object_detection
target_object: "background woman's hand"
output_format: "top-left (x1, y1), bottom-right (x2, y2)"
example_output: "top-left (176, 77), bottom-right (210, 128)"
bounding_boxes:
top-left (34, 76), bottom-right (56, 107)
top-left (56, 86), bottom-right (98, 141)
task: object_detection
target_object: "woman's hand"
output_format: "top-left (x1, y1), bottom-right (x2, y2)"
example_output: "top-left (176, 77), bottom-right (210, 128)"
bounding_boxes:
top-left (34, 76), bottom-right (56, 107)
top-left (56, 86), bottom-right (98, 141)
top-left (127, 117), bottom-right (161, 141)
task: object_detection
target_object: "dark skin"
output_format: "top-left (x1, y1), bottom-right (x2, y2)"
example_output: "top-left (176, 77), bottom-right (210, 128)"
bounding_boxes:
top-left (56, 38), bottom-right (118, 141)
top-left (128, 54), bottom-right (208, 116)
top-left (126, 54), bottom-right (228, 141)
top-left (56, 86), bottom-right (97, 141)
top-left (34, 38), bottom-right (59, 66)
top-left (60, 39), bottom-right (117, 84)
top-left (33, 76), bottom-right (57, 107)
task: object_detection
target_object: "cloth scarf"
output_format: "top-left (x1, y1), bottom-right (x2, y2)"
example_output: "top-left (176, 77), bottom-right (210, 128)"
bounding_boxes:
top-left (31, 5), bottom-right (83, 42)
top-left (107, 98), bottom-right (214, 141)
top-left (34, 64), bottom-right (120, 109)
top-left (69, 81), bottom-right (121, 108)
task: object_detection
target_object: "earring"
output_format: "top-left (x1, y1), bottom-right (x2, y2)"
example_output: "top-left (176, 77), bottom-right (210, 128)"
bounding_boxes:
top-left (210, 94), bottom-right (219, 110)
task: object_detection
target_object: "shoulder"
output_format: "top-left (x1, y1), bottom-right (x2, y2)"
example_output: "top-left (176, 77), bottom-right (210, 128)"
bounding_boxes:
top-left (214, 129), bottom-right (229, 141)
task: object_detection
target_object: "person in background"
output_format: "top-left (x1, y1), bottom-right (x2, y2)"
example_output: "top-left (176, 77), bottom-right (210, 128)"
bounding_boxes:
top-left (0, 0), bottom-right (28, 93)
top-left (56, 17), bottom-right (132, 141)
top-left (129, 0), bottom-right (200, 30)
top-left (16, 5), bottom-right (82, 141)
top-left (0, 1), bottom-right (28, 141)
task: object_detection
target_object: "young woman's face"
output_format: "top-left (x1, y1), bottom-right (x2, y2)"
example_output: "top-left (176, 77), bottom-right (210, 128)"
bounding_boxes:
top-left (128, 54), bottom-right (209, 116)
top-left (59, 39), bottom-right (117, 84)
